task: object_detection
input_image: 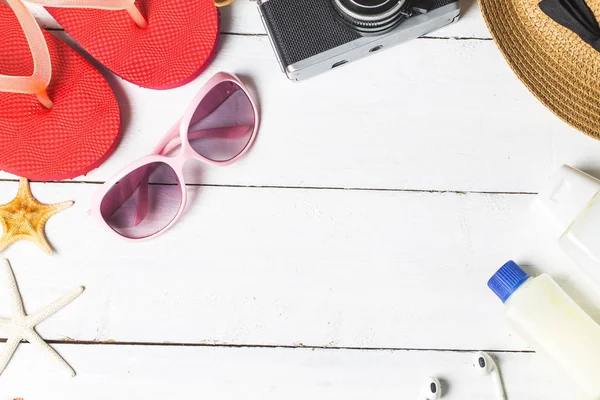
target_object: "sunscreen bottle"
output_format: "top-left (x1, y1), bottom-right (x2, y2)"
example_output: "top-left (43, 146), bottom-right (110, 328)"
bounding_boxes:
top-left (488, 261), bottom-right (600, 400)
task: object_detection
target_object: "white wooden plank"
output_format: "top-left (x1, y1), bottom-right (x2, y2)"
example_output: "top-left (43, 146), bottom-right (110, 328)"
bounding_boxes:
top-left (0, 181), bottom-right (596, 351)
top-left (29, 0), bottom-right (491, 38)
top-left (3, 2), bottom-right (590, 398)
top-left (4, 34), bottom-right (597, 193)
top-left (0, 345), bottom-right (569, 399)
top-left (424, 0), bottom-right (490, 38)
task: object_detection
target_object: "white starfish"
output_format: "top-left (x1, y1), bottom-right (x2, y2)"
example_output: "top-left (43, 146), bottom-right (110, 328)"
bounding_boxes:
top-left (0, 259), bottom-right (83, 377)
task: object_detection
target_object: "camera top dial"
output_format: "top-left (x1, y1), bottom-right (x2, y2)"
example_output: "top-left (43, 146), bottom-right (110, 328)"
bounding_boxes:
top-left (332, 0), bottom-right (411, 35)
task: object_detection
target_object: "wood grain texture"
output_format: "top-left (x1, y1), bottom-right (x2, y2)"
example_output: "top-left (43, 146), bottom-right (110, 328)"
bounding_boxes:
top-left (0, 345), bottom-right (570, 399)
top-left (1, 2), bottom-right (597, 398)
top-left (3, 34), bottom-right (599, 193)
top-left (0, 181), bottom-right (597, 352)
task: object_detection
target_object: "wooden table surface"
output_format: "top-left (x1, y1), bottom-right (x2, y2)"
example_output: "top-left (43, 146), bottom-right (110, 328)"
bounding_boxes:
top-left (2, 1), bottom-right (600, 398)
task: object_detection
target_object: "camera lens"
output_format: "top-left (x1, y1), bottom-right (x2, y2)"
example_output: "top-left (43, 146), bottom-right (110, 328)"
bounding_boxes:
top-left (331, 0), bottom-right (411, 35)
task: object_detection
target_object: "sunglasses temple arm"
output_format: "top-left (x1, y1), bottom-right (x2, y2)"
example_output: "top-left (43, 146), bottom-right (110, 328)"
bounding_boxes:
top-left (133, 169), bottom-right (151, 226)
top-left (131, 125), bottom-right (254, 223)
top-left (154, 125), bottom-right (254, 156)
top-left (188, 125), bottom-right (252, 141)
top-left (99, 166), bottom-right (149, 219)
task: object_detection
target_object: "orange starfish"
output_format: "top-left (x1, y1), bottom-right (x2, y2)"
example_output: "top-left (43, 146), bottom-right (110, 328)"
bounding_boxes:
top-left (0, 178), bottom-right (73, 255)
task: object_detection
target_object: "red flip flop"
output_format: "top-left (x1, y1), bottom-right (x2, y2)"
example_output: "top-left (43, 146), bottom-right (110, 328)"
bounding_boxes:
top-left (0, 0), bottom-right (121, 181)
top-left (32, 0), bottom-right (220, 89)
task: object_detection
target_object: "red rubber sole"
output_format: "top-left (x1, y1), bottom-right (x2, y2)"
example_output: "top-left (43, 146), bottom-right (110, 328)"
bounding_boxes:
top-left (0, 3), bottom-right (121, 181)
top-left (47, 0), bottom-right (220, 89)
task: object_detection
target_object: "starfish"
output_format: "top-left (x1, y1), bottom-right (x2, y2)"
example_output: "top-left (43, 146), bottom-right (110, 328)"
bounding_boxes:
top-left (0, 259), bottom-right (83, 377)
top-left (0, 178), bottom-right (73, 255)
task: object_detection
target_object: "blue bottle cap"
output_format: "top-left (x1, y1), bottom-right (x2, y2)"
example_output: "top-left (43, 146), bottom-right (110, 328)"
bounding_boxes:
top-left (488, 261), bottom-right (530, 303)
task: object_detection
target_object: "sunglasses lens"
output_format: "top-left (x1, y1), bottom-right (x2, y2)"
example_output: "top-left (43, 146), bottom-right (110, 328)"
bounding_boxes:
top-left (187, 80), bottom-right (255, 161)
top-left (100, 162), bottom-right (182, 239)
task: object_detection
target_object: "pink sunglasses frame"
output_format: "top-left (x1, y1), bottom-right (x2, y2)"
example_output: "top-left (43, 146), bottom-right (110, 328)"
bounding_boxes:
top-left (90, 72), bottom-right (260, 241)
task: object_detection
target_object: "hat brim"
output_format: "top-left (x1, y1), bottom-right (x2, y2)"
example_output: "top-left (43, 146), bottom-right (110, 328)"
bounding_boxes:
top-left (479, 0), bottom-right (600, 139)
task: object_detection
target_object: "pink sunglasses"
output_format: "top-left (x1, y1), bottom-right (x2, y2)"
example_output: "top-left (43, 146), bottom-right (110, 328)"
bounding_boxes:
top-left (91, 72), bottom-right (259, 240)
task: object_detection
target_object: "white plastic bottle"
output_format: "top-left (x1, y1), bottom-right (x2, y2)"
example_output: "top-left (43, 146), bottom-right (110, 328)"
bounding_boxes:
top-left (488, 261), bottom-right (600, 400)
top-left (536, 165), bottom-right (600, 287)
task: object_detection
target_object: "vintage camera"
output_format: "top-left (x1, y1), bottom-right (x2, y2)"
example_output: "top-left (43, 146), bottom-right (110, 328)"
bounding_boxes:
top-left (257, 0), bottom-right (461, 81)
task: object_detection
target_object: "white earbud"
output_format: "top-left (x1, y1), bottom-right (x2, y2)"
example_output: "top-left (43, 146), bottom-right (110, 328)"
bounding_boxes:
top-left (417, 377), bottom-right (442, 400)
top-left (473, 352), bottom-right (507, 400)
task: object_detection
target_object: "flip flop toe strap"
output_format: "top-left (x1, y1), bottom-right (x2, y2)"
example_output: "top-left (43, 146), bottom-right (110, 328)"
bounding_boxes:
top-left (27, 0), bottom-right (147, 27)
top-left (0, 0), bottom-right (53, 108)
top-left (0, 0), bottom-right (146, 108)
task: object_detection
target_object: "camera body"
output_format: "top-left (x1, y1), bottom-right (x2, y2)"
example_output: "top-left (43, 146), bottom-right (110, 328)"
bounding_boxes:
top-left (257, 0), bottom-right (461, 81)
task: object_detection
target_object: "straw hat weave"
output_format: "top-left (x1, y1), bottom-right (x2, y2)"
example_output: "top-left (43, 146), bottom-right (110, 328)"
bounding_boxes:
top-left (479, 0), bottom-right (600, 139)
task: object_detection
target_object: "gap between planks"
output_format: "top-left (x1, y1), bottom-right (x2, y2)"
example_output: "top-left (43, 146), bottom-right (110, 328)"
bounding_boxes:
top-left (45, 28), bottom-right (495, 41)
top-left (0, 178), bottom-right (537, 196)
top-left (0, 337), bottom-right (534, 354)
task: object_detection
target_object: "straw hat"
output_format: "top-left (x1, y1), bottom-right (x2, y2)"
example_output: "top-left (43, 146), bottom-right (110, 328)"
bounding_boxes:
top-left (479, 0), bottom-right (600, 139)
